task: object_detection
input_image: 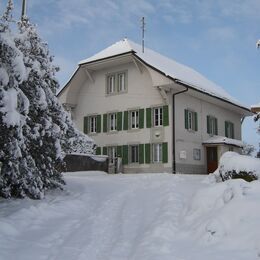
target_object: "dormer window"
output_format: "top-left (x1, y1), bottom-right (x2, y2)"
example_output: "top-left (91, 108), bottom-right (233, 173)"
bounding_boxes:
top-left (107, 75), bottom-right (116, 94)
top-left (106, 71), bottom-right (127, 95)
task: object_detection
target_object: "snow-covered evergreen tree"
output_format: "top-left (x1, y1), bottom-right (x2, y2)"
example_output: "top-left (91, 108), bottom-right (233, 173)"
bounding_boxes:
top-left (0, 0), bottom-right (37, 198)
top-left (0, 1), bottom-right (94, 199)
top-left (14, 15), bottom-right (94, 196)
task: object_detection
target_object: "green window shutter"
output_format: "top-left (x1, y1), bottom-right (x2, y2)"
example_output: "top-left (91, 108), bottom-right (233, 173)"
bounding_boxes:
top-left (96, 147), bottom-right (101, 155)
top-left (215, 118), bottom-right (218, 135)
top-left (122, 145), bottom-right (128, 165)
top-left (225, 121), bottom-right (228, 137)
top-left (162, 142), bottom-right (168, 163)
top-left (117, 146), bottom-right (123, 158)
top-left (97, 115), bottom-right (101, 133)
top-left (231, 123), bottom-right (234, 139)
top-left (103, 146), bottom-right (107, 155)
top-left (207, 115), bottom-right (210, 134)
top-left (145, 143), bottom-right (151, 164)
top-left (103, 114), bottom-right (107, 133)
top-left (184, 109), bottom-right (188, 129)
top-left (139, 144), bottom-right (144, 164)
top-left (146, 108), bottom-right (152, 128)
top-left (117, 112), bottom-right (122, 131)
top-left (139, 109), bottom-right (144, 129)
top-left (83, 116), bottom-right (89, 134)
top-left (163, 105), bottom-right (169, 126)
top-left (123, 111), bottom-right (128, 130)
top-left (194, 112), bottom-right (198, 131)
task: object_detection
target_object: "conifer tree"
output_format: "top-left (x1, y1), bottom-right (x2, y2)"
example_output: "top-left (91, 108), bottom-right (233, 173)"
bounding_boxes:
top-left (0, 0), bottom-right (39, 198)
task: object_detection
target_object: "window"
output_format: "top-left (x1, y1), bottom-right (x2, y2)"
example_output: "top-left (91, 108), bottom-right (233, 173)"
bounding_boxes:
top-left (225, 121), bottom-right (234, 139)
top-left (152, 143), bottom-right (162, 163)
top-left (185, 109), bottom-right (198, 131)
top-left (193, 149), bottom-right (201, 160)
top-left (130, 110), bottom-right (139, 129)
top-left (108, 113), bottom-right (117, 131)
top-left (130, 145), bottom-right (139, 163)
top-left (89, 116), bottom-right (97, 133)
top-left (207, 116), bottom-right (218, 135)
top-left (108, 146), bottom-right (117, 164)
top-left (153, 107), bottom-right (163, 127)
top-left (106, 71), bottom-right (127, 95)
top-left (118, 73), bottom-right (126, 92)
top-left (107, 75), bottom-right (116, 94)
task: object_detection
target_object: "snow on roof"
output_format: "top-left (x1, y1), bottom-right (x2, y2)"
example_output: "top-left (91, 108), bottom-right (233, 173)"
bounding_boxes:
top-left (251, 103), bottom-right (260, 109)
top-left (203, 136), bottom-right (244, 148)
top-left (79, 38), bottom-right (248, 109)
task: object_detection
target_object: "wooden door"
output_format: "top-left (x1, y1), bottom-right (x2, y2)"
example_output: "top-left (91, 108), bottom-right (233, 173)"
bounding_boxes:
top-left (207, 147), bottom-right (218, 174)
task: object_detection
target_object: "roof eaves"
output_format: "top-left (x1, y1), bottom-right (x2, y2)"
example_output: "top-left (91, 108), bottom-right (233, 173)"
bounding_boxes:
top-left (132, 53), bottom-right (251, 114)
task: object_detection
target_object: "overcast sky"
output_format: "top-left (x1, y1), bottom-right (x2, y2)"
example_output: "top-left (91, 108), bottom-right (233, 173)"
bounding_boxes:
top-left (3, 0), bottom-right (260, 151)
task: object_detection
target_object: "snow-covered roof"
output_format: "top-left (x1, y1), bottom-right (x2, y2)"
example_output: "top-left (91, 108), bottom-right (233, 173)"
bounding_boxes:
top-left (251, 103), bottom-right (260, 109)
top-left (203, 136), bottom-right (244, 148)
top-left (79, 39), bottom-right (249, 110)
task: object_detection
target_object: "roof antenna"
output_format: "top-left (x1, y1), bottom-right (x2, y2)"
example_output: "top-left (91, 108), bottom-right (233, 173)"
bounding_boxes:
top-left (141, 17), bottom-right (145, 53)
top-left (21, 0), bottom-right (27, 19)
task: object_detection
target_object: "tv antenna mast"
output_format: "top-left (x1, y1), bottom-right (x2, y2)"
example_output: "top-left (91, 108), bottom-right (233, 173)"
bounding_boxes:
top-left (21, 0), bottom-right (27, 19)
top-left (141, 17), bottom-right (145, 53)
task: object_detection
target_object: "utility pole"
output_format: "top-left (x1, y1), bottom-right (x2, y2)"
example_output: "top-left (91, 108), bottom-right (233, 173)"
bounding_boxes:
top-left (21, 0), bottom-right (27, 19)
top-left (141, 17), bottom-right (145, 53)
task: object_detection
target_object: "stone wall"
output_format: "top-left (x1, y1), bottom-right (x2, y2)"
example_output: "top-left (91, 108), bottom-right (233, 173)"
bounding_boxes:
top-left (64, 154), bottom-right (109, 173)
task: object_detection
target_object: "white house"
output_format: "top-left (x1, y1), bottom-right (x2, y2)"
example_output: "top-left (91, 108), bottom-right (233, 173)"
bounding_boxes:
top-left (58, 39), bottom-right (251, 174)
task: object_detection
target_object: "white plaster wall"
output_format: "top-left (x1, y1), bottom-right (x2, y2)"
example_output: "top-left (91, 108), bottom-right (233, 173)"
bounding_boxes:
top-left (175, 92), bottom-right (242, 167)
top-left (72, 61), bottom-right (173, 171)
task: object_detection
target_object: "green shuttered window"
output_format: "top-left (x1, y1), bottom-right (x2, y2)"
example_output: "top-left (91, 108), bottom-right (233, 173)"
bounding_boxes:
top-left (103, 114), bottom-right (107, 133)
top-left (96, 147), bottom-right (101, 155)
top-left (97, 115), bottom-right (101, 133)
top-left (207, 115), bottom-right (218, 135)
top-left (163, 105), bottom-right (169, 126)
top-left (103, 146), bottom-right (107, 155)
top-left (139, 144), bottom-right (144, 164)
top-left (184, 109), bottom-right (198, 131)
top-left (162, 142), bottom-right (168, 163)
top-left (146, 108), bottom-right (152, 128)
top-left (123, 111), bottom-right (128, 130)
top-left (117, 112), bottom-right (122, 131)
top-left (122, 145), bottom-right (128, 165)
top-left (145, 143), bottom-right (151, 163)
top-left (225, 121), bottom-right (234, 139)
top-left (139, 109), bottom-right (144, 129)
top-left (83, 116), bottom-right (89, 134)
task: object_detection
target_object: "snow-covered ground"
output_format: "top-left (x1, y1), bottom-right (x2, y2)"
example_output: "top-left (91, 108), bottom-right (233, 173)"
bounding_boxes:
top-left (0, 172), bottom-right (259, 260)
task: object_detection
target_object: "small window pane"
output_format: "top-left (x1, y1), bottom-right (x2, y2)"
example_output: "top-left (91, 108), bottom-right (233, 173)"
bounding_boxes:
top-left (118, 73), bottom-right (125, 92)
top-left (153, 107), bottom-right (163, 127)
top-left (153, 143), bottom-right (162, 163)
top-left (130, 145), bottom-right (139, 163)
top-left (89, 116), bottom-right (97, 133)
top-left (109, 113), bottom-right (117, 131)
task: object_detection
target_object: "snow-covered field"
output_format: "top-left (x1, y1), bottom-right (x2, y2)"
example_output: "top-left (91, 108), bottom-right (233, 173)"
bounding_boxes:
top-left (0, 172), bottom-right (259, 260)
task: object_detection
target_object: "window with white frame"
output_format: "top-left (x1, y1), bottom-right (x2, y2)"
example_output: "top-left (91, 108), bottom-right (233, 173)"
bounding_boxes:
top-left (153, 107), bottom-right (163, 127)
top-left (193, 148), bottom-right (201, 161)
top-left (130, 110), bottom-right (139, 129)
top-left (207, 116), bottom-right (218, 135)
top-left (225, 121), bottom-right (234, 139)
top-left (108, 146), bottom-right (117, 164)
top-left (108, 113), bottom-right (117, 131)
top-left (187, 110), bottom-right (196, 131)
top-left (118, 72), bottom-right (126, 92)
top-left (130, 145), bottom-right (139, 163)
top-left (89, 116), bottom-right (97, 133)
top-left (152, 143), bottom-right (162, 163)
top-left (107, 74), bottom-right (116, 94)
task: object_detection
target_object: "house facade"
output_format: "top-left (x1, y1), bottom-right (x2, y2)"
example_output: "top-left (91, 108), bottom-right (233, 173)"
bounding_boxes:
top-left (58, 39), bottom-right (251, 174)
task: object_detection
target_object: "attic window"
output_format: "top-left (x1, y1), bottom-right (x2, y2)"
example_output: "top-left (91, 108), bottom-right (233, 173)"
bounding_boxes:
top-left (106, 71), bottom-right (127, 95)
top-left (107, 75), bottom-right (116, 94)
